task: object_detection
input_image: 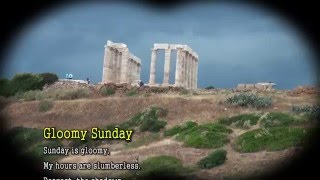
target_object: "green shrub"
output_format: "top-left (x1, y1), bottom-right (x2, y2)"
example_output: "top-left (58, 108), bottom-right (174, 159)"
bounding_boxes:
top-left (9, 73), bottom-right (43, 95)
top-left (100, 86), bottom-right (115, 96)
top-left (235, 127), bottom-right (310, 152)
top-left (129, 155), bottom-right (191, 179)
top-left (291, 105), bottom-right (320, 119)
top-left (38, 100), bottom-right (54, 112)
top-left (0, 96), bottom-right (11, 109)
top-left (260, 112), bottom-right (306, 127)
top-left (140, 119), bottom-right (167, 132)
top-left (113, 107), bottom-right (168, 133)
top-left (225, 93), bottom-right (272, 109)
top-left (218, 113), bottom-right (260, 129)
top-left (197, 149), bottom-right (227, 169)
top-left (0, 78), bottom-right (11, 97)
top-left (205, 85), bottom-right (215, 90)
top-left (38, 73), bottom-right (58, 86)
top-left (126, 90), bottom-right (137, 96)
top-left (7, 127), bottom-right (43, 147)
top-left (175, 123), bottom-right (232, 148)
top-left (164, 121), bottom-right (198, 136)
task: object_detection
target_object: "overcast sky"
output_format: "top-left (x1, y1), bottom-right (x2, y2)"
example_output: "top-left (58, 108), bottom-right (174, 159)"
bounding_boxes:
top-left (1, 1), bottom-right (317, 89)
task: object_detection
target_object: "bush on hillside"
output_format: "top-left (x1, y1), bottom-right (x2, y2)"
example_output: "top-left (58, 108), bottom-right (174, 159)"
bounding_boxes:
top-left (99, 86), bottom-right (115, 96)
top-left (197, 149), bottom-right (227, 169)
top-left (39, 73), bottom-right (58, 86)
top-left (205, 85), bottom-right (215, 90)
top-left (225, 93), bottom-right (272, 109)
top-left (0, 78), bottom-right (11, 97)
top-left (9, 73), bottom-right (43, 94)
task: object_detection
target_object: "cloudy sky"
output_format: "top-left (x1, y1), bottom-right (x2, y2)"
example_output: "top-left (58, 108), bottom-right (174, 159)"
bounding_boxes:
top-left (1, 1), bottom-right (317, 89)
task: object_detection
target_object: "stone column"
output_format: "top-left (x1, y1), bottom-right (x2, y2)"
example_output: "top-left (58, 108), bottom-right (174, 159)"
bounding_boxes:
top-left (113, 49), bottom-right (118, 83)
top-left (120, 49), bottom-right (129, 83)
top-left (163, 49), bottom-right (171, 85)
top-left (190, 55), bottom-right (193, 89)
top-left (175, 48), bottom-right (183, 87)
top-left (134, 62), bottom-right (138, 82)
top-left (189, 54), bottom-right (193, 89)
top-left (183, 51), bottom-right (188, 88)
top-left (103, 46), bottom-right (114, 83)
top-left (116, 52), bottom-right (122, 83)
top-left (188, 53), bottom-right (192, 89)
top-left (149, 48), bottom-right (157, 85)
top-left (102, 45), bottom-right (108, 83)
top-left (137, 64), bottom-right (141, 81)
top-left (128, 59), bottom-right (132, 83)
top-left (185, 52), bottom-right (190, 89)
top-left (195, 59), bottom-right (198, 89)
top-left (192, 56), bottom-right (196, 89)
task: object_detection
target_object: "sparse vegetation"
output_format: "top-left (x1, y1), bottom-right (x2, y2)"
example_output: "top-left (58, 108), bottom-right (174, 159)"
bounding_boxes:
top-left (126, 90), bottom-right (138, 96)
top-left (235, 127), bottom-right (310, 152)
top-left (197, 149), bottom-right (227, 169)
top-left (175, 123), bottom-right (232, 148)
top-left (260, 112), bottom-right (306, 127)
top-left (218, 113), bottom-right (260, 129)
top-left (38, 100), bottom-right (54, 112)
top-left (124, 133), bottom-right (161, 149)
top-left (99, 86), bottom-right (115, 96)
top-left (164, 121), bottom-right (198, 137)
top-left (226, 93), bottom-right (272, 109)
top-left (15, 88), bottom-right (90, 101)
top-left (291, 104), bottom-right (320, 120)
top-left (179, 89), bottom-right (189, 95)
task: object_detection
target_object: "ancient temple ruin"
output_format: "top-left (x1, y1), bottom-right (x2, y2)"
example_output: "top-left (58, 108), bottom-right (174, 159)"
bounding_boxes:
top-left (102, 41), bottom-right (199, 89)
top-left (102, 40), bottom-right (141, 85)
top-left (148, 44), bottom-right (199, 89)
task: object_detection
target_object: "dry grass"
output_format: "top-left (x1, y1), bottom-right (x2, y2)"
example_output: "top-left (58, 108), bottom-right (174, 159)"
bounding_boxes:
top-left (3, 92), bottom-right (316, 130)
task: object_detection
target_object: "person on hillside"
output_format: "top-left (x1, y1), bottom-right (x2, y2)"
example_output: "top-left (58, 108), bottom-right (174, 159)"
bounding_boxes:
top-left (86, 77), bottom-right (90, 84)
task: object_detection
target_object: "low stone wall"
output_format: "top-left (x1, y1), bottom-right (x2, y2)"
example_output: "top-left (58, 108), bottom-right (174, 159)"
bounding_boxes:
top-left (236, 83), bottom-right (274, 91)
top-left (43, 79), bottom-right (93, 90)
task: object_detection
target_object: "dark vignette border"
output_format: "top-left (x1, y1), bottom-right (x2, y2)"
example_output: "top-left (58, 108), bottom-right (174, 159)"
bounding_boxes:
top-left (0, 0), bottom-right (319, 179)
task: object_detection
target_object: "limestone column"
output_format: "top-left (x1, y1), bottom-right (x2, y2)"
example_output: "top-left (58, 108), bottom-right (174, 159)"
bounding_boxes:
top-left (195, 59), bottom-right (198, 89)
top-left (113, 49), bottom-right (118, 83)
top-left (134, 61), bottom-right (138, 82)
top-left (183, 51), bottom-right (188, 88)
top-left (188, 53), bottom-right (192, 89)
top-left (102, 45), bottom-right (109, 83)
top-left (120, 49), bottom-right (129, 83)
top-left (137, 64), bottom-right (141, 81)
top-left (175, 48), bottom-right (183, 87)
top-left (103, 46), bottom-right (114, 83)
top-left (116, 52), bottom-right (122, 83)
top-left (190, 55), bottom-right (193, 89)
top-left (149, 48), bottom-right (157, 85)
top-left (189, 53), bottom-right (193, 89)
top-left (163, 49), bottom-right (171, 85)
top-left (191, 56), bottom-right (195, 89)
top-left (185, 52), bottom-right (190, 89)
top-left (128, 59), bottom-right (132, 83)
